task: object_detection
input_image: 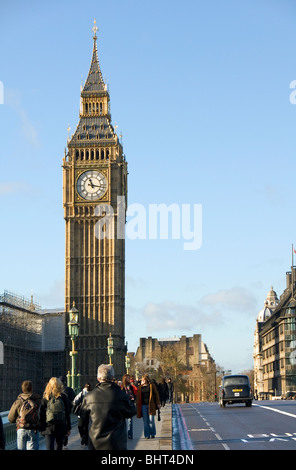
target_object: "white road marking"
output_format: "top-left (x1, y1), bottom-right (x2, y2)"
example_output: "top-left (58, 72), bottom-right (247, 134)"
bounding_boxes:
top-left (254, 403), bottom-right (296, 419)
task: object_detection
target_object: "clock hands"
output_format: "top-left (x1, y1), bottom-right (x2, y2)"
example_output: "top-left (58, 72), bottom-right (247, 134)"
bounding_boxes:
top-left (88, 178), bottom-right (101, 189)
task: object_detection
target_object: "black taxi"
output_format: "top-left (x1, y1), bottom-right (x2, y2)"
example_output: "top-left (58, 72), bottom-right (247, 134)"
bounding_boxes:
top-left (219, 374), bottom-right (252, 407)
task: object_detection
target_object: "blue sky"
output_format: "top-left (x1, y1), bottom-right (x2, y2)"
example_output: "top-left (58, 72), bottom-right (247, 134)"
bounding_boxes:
top-left (1, 0), bottom-right (296, 373)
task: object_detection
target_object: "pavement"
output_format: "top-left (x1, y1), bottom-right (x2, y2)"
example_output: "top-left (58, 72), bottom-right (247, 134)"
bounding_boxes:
top-left (40, 404), bottom-right (172, 451)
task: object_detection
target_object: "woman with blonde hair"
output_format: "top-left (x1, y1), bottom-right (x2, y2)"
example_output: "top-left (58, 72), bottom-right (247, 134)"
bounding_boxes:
top-left (40, 377), bottom-right (71, 450)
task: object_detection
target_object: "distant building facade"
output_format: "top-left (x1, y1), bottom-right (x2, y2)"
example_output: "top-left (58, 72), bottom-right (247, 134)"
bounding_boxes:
top-left (253, 267), bottom-right (296, 398)
top-left (134, 334), bottom-right (216, 402)
top-left (0, 291), bottom-right (66, 410)
top-left (253, 286), bottom-right (279, 398)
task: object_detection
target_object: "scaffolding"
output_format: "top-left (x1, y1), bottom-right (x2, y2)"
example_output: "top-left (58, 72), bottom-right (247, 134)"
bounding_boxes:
top-left (0, 290), bottom-right (41, 311)
top-left (0, 290), bottom-right (66, 411)
top-left (0, 290), bottom-right (43, 351)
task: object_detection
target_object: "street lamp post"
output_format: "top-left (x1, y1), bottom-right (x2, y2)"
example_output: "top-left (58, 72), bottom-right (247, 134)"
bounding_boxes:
top-left (67, 302), bottom-right (80, 394)
top-left (107, 332), bottom-right (114, 366)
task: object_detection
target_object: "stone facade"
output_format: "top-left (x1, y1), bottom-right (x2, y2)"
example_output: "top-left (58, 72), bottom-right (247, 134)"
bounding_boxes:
top-left (63, 27), bottom-right (127, 383)
top-left (253, 287), bottom-right (279, 398)
top-left (254, 267), bottom-right (296, 398)
top-left (134, 335), bottom-right (216, 402)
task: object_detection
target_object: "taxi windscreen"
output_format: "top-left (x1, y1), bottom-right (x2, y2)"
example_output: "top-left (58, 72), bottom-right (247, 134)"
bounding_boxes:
top-left (223, 376), bottom-right (249, 387)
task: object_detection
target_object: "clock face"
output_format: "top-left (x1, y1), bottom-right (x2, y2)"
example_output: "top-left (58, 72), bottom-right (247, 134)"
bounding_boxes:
top-left (76, 170), bottom-right (107, 201)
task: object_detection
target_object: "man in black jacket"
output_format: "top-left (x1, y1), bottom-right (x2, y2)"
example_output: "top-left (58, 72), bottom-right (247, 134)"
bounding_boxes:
top-left (80, 364), bottom-right (136, 450)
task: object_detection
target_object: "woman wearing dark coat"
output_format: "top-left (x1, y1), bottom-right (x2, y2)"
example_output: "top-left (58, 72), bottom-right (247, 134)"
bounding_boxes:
top-left (39, 377), bottom-right (71, 451)
top-left (136, 374), bottom-right (160, 439)
top-left (158, 378), bottom-right (169, 407)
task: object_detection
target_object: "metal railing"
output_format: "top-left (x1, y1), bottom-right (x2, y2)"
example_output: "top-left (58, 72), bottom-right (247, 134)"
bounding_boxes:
top-left (1, 411), bottom-right (17, 450)
top-left (1, 410), bottom-right (78, 450)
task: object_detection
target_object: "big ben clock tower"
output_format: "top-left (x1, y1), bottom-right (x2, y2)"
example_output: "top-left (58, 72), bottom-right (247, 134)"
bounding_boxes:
top-left (63, 22), bottom-right (128, 382)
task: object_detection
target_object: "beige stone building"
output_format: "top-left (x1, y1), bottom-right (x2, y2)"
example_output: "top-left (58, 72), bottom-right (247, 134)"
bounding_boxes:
top-left (134, 335), bottom-right (216, 402)
top-left (253, 286), bottom-right (279, 398)
top-left (63, 25), bottom-right (128, 383)
top-left (253, 267), bottom-right (296, 398)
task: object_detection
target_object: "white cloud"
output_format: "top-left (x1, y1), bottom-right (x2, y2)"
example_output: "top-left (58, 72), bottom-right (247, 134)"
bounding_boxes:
top-left (6, 89), bottom-right (39, 148)
top-left (125, 286), bottom-right (259, 369)
top-left (0, 182), bottom-right (28, 195)
top-left (126, 275), bottom-right (146, 290)
top-left (35, 279), bottom-right (64, 309)
top-left (200, 286), bottom-right (257, 313)
top-left (142, 299), bottom-right (224, 333)
top-left (130, 286), bottom-right (257, 338)
top-left (264, 185), bottom-right (283, 206)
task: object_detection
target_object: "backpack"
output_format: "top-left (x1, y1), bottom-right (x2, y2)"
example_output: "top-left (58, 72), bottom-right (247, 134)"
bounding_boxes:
top-left (46, 396), bottom-right (65, 424)
top-left (19, 396), bottom-right (40, 428)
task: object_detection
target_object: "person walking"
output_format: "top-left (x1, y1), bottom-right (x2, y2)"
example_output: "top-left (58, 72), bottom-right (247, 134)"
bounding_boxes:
top-left (58, 376), bottom-right (75, 447)
top-left (59, 376), bottom-right (75, 411)
top-left (39, 377), bottom-right (71, 450)
top-left (73, 383), bottom-right (91, 445)
top-left (167, 378), bottom-right (174, 403)
top-left (136, 374), bottom-right (160, 439)
top-left (80, 364), bottom-right (136, 450)
top-left (130, 375), bottom-right (139, 391)
top-left (121, 374), bottom-right (136, 439)
top-left (8, 380), bottom-right (41, 450)
top-left (158, 378), bottom-right (169, 407)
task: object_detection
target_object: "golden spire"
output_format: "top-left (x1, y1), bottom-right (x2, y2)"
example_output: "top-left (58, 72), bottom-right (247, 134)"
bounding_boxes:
top-left (92, 18), bottom-right (98, 40)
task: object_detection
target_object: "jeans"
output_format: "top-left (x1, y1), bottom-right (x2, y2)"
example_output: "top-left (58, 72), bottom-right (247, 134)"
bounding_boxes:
top-left (141, 405), bottom-right (156, 438)
top-left (17, 428), bottom-right (39, 450)
top-left (45, 432), bottom-right (65, 450)
top-left (127, 417), bottom-right (133, 439)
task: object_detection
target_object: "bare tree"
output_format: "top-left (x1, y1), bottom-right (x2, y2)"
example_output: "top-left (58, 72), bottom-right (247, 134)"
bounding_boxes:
top-left (156, 345), bottom-right (187, 379)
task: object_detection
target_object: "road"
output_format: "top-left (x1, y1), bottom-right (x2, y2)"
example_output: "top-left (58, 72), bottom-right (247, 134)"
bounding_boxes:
top-left (174, 400), bottom-right (296, 450)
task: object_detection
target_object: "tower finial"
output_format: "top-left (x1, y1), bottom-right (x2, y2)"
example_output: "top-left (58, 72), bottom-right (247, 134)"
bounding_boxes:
top-left (92, 18), bottom-right (98, 39)
top-left (67, 125), bottom-right (71, 142)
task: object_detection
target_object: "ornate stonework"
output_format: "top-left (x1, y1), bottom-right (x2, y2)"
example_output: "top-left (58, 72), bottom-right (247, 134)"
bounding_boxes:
top-left (63, 24), bottom-right (128, 382)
